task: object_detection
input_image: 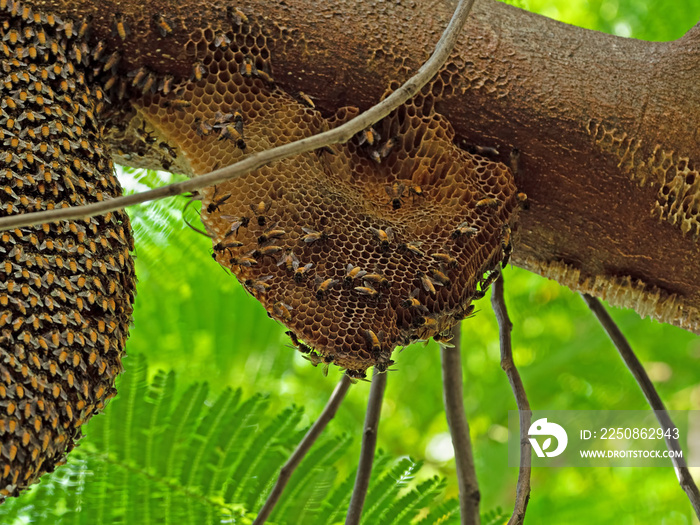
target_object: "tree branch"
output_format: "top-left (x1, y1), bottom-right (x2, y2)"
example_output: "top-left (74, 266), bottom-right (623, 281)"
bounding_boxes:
top-left (345, 368), bottom-right (388, 525)
top-left (440, 324), bottom-right (481, 525)
top-left (491, 274), bottom-right (532, 525)
top-left (0, 0), bottom-right (477, 232)
top-left (581, 293), bottom-right (700, 519)
top-left (253, 374), bottom-right (353, 525)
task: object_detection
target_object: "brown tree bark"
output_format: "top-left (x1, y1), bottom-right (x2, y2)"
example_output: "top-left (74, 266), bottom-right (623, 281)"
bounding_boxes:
top-left (21, 0), bottom-right (700, 333)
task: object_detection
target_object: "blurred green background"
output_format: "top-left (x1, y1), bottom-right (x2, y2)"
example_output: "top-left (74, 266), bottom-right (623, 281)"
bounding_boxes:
top-left (3, 1), bottom-right (700, 523)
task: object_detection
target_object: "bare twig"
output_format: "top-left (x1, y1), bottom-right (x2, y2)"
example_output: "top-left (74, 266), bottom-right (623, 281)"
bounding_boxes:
top-left (581, 293), bottom-right (700, 519)
top-left (345, 368), bottom-right (388, 525)
top-left (440, 323), bottom-right (481, 525)
top-left (492, 273), bottom-right (532, 525)
top-left (253, 374), bottom-right (353, 525)
top-left (0, 0), bottom-right (478, 232)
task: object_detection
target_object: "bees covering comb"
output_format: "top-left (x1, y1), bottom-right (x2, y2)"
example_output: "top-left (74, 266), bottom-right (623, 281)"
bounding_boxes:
top-left (0, 7), bottom-right (136, 501)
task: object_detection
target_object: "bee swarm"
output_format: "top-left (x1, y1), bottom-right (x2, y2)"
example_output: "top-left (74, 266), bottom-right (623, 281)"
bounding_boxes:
top-left (0, 4), bottom-right (136, 500)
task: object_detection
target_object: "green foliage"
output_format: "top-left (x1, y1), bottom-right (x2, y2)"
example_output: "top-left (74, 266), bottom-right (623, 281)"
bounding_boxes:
top-left (4, 2), bottom-right (700, 521)
top-left (0, 356), bottom-right (460, 524)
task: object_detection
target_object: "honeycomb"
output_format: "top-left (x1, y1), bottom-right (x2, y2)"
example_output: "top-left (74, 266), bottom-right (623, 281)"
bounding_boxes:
top-left (0, 6), bottom-right (136, 499)
top-left (132, 14), bottom-right (519, 378)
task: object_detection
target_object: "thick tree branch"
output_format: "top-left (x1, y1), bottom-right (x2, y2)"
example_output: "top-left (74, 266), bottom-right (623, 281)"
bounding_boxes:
top-left (16, 0), bottom-right (700, 333)
top-left (440, 324), bottom-right (481, 525)
top-left (345, 368), bottom-right (388, 525)
top-left (253, 375), bottom-right (353, 525)
top-left (491, 274), bottom-right (532, 525)
top-left (581, 294), bottom-right (700, 519)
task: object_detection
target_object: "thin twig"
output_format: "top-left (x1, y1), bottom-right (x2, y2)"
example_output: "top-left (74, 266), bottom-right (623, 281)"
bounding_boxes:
top-left (345, 368), bottom-right (388, 525)
top-left (581, 293), bottom-right (700, 519)
top-left (492, 274), bottom-right (532, 525)
top-left (0, 0), bottom-right (478, 232)
top-left (440, 323), bottom-right (481, 525)
top-left (253, 374), bottom-right (353, 525)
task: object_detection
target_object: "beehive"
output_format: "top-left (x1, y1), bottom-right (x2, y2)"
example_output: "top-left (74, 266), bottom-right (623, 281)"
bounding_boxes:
top-left (0, 5), bottom-right (136, 499)
top-left (132, 13), bottom-right (519, 378)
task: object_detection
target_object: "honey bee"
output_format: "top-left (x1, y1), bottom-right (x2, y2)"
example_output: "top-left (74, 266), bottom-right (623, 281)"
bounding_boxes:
top-left (398, 241), bottom-right (425, 257)
top-left (244, 275), bottom-right (273, 294)
top-left (63, 18), bottom-right (75, 38)
top-left (250, 200), bottom-right (272, 226)
top-left (299, 91), bottom-right (315, 108)
top-left (129, 67), bottom-right (148, 87)
top-left (303, 352), bottom-right (325, 371)
top-left (113, 13), bottom-right (129, 41)
top-left (206, 188), bottom-right (231, 213)
top-left (159, 141), bottom-right (177, 158)
top-left (357, 127), bottom-right (380, 147)
top-left (252, 245), bottom-right (283, 259)
top-left (501, 224), bottom-right (512, 268)
top-left (385, 182), bottom-right (405, 210)
top-left (258, 224), bottom-right (285, 245)
top-left (368, 226), bottom-right (394, 251)
top-left (510, 147), bottom-right (520, 176)
top-left (220, 214), bottom-right (250, 236)
top-left (292, 261), bottom-right (313, 282)
top-left (165, 99), bottom-right (192, 111)
top-left (140, 73), bottom-right (157, 94)
top-left (91, 40), bottom-right (106, 61)
top-left (454, 304), bottom-right (476, 321)
top-left (153, 14), bottom-right (174, 36)
top-left (277, 250), bottom-right (299, 272)
top-left (477, 269), bottom-right (500, 297)
top-left (194, 118), bottom-right (214, 137)
top-left (433, 330), bottom-right (455, 348)
top-left (431, 252), bottom-right (458, 268)
top-left (315, 277), bottom-right (338, 299)
top-left (218, 123), bottom-right (242, 142)
top-left (272, 301), bottom-right (293, 322)
top-left (430, 268), bottom-right (452, 288)
top-left (301, 227), bottom-right (328, 244)
top-left (227, 6), bottom-right (249, 25)
top-left (517, 192), bottom-right (529, 210)
top-left (475, 197), bottom-right (500, 209)
top-left (362, 273), bottom-right (390, 290)
top-left (452, 222), bottom-right (478, 239)
top-left (369, 150), bottom-right (382, 164)
top-left (401, 288), bottom-right (429, 313)
top-left (213, 240), bottom-right (243, 251)
top-left (364, 329), bottom-right (384, 356)
top-left (239, 56), bottom-right (258, 77)
top-left (408, 185), bottom-right (424, 201)
top-left (78, 15), bottom-right (92, 39)
top-left (417, 271), bottom-right (440, 295)
top-left (192, 62), bottom-right (207, 82)
top-left (344, 263), bottom-right (366, 285)
top-left (354, 284), bottom-right (379, 299)
top-left (102, 51), bottom-right (120, 73)
top-left (378, 137), bottom-right (397, 159)
top-left (286, 331), bottom-right (313, 354)
top-left (159, 75), bottom-right (175, 95)
top-left (230, 255), bottom-right (257, 267)
top-left (135, 123), bottom-right (157, 145)
top-left (214, 33), bottom-right (231, 48)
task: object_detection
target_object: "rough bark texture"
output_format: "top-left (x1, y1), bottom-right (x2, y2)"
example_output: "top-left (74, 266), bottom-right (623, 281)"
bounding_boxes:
top-left (18, 0), bottom-right (700, 334)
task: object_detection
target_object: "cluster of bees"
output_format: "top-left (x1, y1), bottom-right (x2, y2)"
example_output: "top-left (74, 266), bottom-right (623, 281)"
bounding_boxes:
top-left (0, 3), bottom-right (137, 500)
